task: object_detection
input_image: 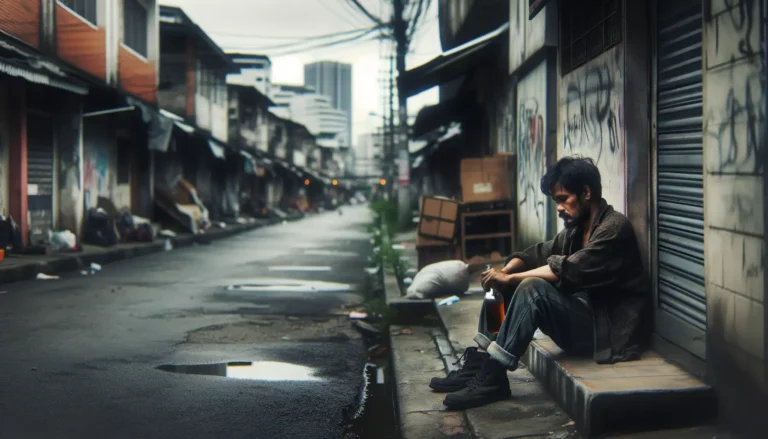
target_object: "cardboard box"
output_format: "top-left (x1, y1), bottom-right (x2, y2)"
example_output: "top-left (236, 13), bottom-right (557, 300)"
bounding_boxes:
top-left (417, 196), bottom-right (459, 242)
top-left (460, 155), bottom-right (513, 203)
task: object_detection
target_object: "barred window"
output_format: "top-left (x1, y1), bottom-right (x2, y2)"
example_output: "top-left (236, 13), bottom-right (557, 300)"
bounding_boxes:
top-left (124, 0), bottom-right (149, 57)
top-left (59, 0), bottom-right (97, 25)
top-left (560, 0), bottom-right (622, 75)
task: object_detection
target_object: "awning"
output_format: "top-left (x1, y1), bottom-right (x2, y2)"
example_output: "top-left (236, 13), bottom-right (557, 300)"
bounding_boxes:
top-left (398, 22), bottom-right (508, 98)
top-left (208, 140), bottom-right (226, 160)
top-left (127, 97), bottom-right (174, 152)
top-left (412, 99), bottom-right (459, 139)
top-left (0, 40), bottom-right (88, 95)
top-left (240, 150), bottom-right (258, 175)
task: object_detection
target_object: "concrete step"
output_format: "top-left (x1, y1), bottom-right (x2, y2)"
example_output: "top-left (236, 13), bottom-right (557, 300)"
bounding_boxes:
top-left (524, 336), bottom-right (718, 438)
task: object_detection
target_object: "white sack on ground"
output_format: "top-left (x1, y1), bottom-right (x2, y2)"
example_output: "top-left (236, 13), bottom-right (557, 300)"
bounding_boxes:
top-left (405, 260), bottom-right (469, 300)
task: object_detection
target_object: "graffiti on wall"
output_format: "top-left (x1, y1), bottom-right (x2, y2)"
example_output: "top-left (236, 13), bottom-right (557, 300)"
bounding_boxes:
top-left (705, 0), bottom-right (765, 176)
top-left (516, 60), bottom-right (549, 246)
top-left (496, 81), bottom-right (515, 153)
top-left (83, 140), bottom-right (111, 208)
top-left (559, 46), bottom-right (625, 213)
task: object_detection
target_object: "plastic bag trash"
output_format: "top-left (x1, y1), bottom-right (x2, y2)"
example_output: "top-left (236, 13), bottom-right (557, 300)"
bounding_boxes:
top-left (36, 273), bottom-right (60, 280)
top-left (159, 229), bottom-right (177, 238)
top-left (403, 277), bottom-right (413, 286)
top-left (364, 265), bottom-right (380, 275)
top-left (50, 230), bottom-right (77, 252)
top-left (164, 239), bottom-right (173, 251)
top-left (405, 260), bottom-right (469, 300)
top-left (391, 244), bottom-right (406, 251)
top-left (348, 311), bottom-right (368, 320)
top-left (437, 296), bottom-right (460, 306)
top-left (90, 262), bottom-right (102, 272)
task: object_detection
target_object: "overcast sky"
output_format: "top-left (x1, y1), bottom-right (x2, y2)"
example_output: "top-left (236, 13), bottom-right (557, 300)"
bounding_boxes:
top-left (163, 0), bottom-right (441, 142)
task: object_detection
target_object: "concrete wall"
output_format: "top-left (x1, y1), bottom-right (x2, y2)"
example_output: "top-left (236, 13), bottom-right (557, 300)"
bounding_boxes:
top-left (558, 46), bottom-right (627, 213)
top-left (516, 60), bottom-right (551, 247)
top-left (702, 0), bottom-right (767, 432)
top-left (508, 0), bottom-right (556, 74)
top-left (0, 81), bottom-right (11, 215)
top-left (56, 103), bottom-right (83, 234)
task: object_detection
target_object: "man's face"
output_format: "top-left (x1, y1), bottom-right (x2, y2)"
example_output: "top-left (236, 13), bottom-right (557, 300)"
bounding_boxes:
top-left (551, 183), bottom-right (590, 229)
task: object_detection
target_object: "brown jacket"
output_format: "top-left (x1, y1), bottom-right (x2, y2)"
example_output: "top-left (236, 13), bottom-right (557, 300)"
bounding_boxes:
top-left (509, 199), bottom-right (649, 364)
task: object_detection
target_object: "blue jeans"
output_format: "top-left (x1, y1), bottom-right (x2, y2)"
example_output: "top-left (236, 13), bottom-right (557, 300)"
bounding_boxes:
top-left (474, 278), bottom-right (594, 370)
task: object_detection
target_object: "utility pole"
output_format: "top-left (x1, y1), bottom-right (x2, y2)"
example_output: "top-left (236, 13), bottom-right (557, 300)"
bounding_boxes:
top-left (392, 0), bottom-right (411, 229)
top-left (388, 49), bottom-right (396, 199)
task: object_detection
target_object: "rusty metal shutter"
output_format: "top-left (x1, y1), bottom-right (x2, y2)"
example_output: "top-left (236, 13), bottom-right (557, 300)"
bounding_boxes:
top-left (27, 113), bottom-right (56, 243)
top-left (655, 0), bottom-right (705, 356)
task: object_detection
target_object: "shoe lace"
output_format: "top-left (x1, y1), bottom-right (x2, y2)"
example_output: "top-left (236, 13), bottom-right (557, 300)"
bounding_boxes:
top-left (465, 368), bottom-right (488, 391)
top-left (446, 348), bottom-right (473, 377)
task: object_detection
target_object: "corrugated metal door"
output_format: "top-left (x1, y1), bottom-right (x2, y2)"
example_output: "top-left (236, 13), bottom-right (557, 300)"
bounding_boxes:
top-left (27, 113), bottom-right (56, 244)
top-left (655, 0), bottom-right (706, 359)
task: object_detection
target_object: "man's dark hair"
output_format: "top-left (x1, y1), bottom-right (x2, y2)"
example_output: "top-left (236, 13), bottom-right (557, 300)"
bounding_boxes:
top-left (540, 155), bottom-right (602, 199)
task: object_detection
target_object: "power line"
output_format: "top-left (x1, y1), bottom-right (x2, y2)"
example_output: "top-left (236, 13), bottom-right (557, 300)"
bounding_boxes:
top-left (208, 26), bottom-right (374, 41)
top-left (407, 0), bottom-right (429, 42)
top-left (220, 26), bottom-right (381, 52)
top-left (345, 0), bottom-right (385, 26)
top-left (242, 29), bottom-right (383, 57)
top-left (317, 0), bottom-right (367, 29)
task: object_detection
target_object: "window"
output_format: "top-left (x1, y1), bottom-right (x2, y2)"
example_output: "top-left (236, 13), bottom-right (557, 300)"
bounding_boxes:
top-left (124, 0), bottom-right (149, 57)
top-left (560, 0), bottom-right (622, 75)
top-left (60, 0), bottom-right (97, 25)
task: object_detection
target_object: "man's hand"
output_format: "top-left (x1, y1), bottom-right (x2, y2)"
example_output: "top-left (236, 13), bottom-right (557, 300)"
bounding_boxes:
top-left (500, 257), bottom-right (525, 274)
top-left (481, 268), bottom-right (513, 292)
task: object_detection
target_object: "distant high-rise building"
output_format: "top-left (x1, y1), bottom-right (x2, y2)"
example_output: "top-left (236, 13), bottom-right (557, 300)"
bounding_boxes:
top-left (304, 61), bottom-right (352, 148)
top-left (271, 84), bottom-right (349, 149)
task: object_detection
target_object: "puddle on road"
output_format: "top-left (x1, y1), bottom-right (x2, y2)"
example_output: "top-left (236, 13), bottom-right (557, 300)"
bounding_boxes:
top-left (227, 279), bottom-right (353, 293)
top-left (268, 266), bottom-right (332, 272)
top-left (156, 361), bottom-right (323, 382)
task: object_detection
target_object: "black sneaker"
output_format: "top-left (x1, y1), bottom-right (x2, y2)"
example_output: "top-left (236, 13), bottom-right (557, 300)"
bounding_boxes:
top-left (442, 357), bottom-right (511, 409)
top-left (429, 347), bottom-right (488, 393)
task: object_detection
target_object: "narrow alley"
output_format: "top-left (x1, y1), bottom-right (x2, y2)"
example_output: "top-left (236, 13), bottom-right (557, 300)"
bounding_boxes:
top-left (0, 206), bottom-right (377, 439)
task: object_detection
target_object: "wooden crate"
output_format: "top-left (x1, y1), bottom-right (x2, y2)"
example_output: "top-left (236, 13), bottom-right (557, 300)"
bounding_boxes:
top-left (418, 196), bottom-right (459, 242)
top-left (460, 209), bottom-right (515, 262)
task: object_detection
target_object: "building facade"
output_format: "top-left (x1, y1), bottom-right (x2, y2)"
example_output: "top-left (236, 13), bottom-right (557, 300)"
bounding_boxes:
top-left (228, 53), bottom-right (272, 97)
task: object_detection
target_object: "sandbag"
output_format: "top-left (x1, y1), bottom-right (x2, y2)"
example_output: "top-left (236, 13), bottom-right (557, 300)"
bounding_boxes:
top-left (405, 260), bottom-right (469, 300)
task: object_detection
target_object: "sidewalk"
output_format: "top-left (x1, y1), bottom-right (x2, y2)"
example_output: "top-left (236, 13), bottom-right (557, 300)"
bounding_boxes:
top-left (386, 231), bottom-right (731, 439)
top-left (0, 216), bottom-right (297, 285)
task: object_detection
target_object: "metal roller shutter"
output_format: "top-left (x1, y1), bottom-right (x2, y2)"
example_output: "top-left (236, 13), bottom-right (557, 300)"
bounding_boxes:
top-left (655, 0), bottom-right (705, 355)
top-left (27, 113), bottom-right (56, 243)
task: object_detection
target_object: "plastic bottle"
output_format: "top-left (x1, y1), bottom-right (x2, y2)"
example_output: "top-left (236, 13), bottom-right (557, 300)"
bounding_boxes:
top-left (484, 264), bottom-right (506, 334)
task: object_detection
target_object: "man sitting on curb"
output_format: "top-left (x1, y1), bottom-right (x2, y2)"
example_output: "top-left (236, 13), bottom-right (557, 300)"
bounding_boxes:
top-left (430, 156), bottom-right (649, 410)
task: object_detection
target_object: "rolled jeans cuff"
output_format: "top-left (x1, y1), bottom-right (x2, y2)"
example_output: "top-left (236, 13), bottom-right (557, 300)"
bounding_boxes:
top-left (474, 332), bottom-right (492, 349)
top-left (487, 341), bottom-right (519, 370)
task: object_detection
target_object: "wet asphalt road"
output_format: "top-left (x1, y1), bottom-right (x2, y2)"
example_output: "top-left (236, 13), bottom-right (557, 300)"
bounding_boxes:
top-left (0, 205), bottom-right (373, 439)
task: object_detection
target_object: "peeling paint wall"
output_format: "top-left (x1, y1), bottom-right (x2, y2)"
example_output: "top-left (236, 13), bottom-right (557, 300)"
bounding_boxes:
top-left (516, 60), bottom-right (550, 247)
top-left (57, 104), bottom-right (83, 234)
top-left (558, 46), bottom-right (627, 213)
top-left (508, 0), bottom-right (556, 74)
top-left (703, 0), bottom-right (767, 430)
top-left (83, 120), bottom-right (116, 211)
top-left (0, 80), bottom-right (10, 215)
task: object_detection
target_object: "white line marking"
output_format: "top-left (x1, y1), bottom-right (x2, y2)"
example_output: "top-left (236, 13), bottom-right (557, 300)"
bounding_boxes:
top-left (267, 266), bottom-right (332, 272)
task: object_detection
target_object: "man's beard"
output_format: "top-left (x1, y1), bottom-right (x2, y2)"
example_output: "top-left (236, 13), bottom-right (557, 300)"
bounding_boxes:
top-left (559, 202), bottom-right (590, 229)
